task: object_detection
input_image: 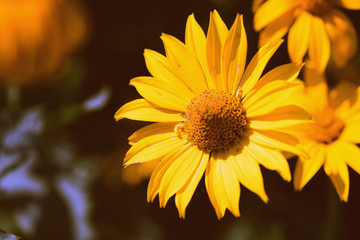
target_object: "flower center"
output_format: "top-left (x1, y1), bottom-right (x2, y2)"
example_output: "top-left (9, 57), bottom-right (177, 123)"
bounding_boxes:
top-left (299, 0), bottom-right (333, 15)
top-left (182, 90), bottom-right (247, 152)
top-left (312, 108), bottom-right (344, 144)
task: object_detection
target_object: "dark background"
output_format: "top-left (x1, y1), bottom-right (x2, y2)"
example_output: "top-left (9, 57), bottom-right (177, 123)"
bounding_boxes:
top-left (3, 0), bottom-right (360, 239)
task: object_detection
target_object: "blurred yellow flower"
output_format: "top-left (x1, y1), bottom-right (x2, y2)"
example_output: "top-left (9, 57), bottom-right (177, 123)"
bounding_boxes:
top-left (294, 64), bottom-right (360, 201)
top-left (102, 149), bottom-right (158, 191)
top-left (0, 0), bottom-right (87, 86)
top-left (115, 10), bottom-right (309, 219)
top-left (121, 160), bottom-right (159, 186)
top-left (254, 0), bottom-right (359, 72)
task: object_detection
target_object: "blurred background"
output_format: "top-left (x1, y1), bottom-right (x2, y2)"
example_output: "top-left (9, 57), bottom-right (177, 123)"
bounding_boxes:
top-left (0, 0), bottom-right (360, 239)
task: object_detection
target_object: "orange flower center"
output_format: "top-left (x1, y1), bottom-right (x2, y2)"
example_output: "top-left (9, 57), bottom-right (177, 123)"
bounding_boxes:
top-left (312, 108), bottom-right (344, 144)
top-left (299, 0), bottom-right (333, 15)
top-left (182, 90), bottom-right (247, 152)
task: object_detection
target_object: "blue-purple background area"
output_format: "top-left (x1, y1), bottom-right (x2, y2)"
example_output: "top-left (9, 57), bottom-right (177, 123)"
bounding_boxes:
top-left (1, 0), bottom-right (360, 239)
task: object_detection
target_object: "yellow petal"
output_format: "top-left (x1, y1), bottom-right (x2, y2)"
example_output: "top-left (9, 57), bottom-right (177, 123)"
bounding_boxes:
top-left (158, 145), bottom-right (203, 207)
top-left (114, 99), bottom-right (184, 122)
top-left (258, 9), bottom-right (296, 47)
top-left (185, 14), bottom-right (215, 89)
top-left (244, 80), bottom-right (303, 117)
top-left (245, 62), bottom-right (303, 98)
top-left (293, 141), bottom-right (325, 190)
top-left (324, 142), bottom-right (350, 201)
top-left (175, 151), bottom-right (209, 218)
top-left (303, 63), bottom-right (329, 113)
top-left (130, 77), bottom-right (189, 112)
top-left (128, 122), bottom-right (177, 144)
top-left (147, 150), bottom-right (178, 202)
top-left (246, 141), bottom-right (291, 182)
top-left (330, 80), bottom-right (358, 111)
top-left (252, 0), bottom-right (265, 12)
top-left (161, 33), bottom-right (208, 94)
top-left (336, 0), bottom-right (360, 9)
top-left (240, 39), bottom-right (283, 97)
top-left (254, 0), bottom-right (298, 31)
top-left (124, 137), bottom-right (187, 167)
top-left (250, 104), bottom-right (311, 121)
top-left (206, 11), bottom-right (228, 90)
top-left (250, 130), bottom-right (308, 158)
top-left (221, 14), bottom-right (247, 94)
top-left (249, 105), bottom-right (313, 137)
top-left (341, 122), bottom-right (360, 143)
top-left (205, 151), bottom-right (240, 219)
top-left (212, 10), bottom-right (228, 44)
top-left (324, 9), bottom-right (357, 68)
top-left (332, 86), bottom-right (360, 125)
top-left (219, 157), bottom-right (241, 217)
top-left (228, 144), bottom-right (269, 202)
top-left (250, 118), bottom-right (312, 132)
top-left (144, 49), bottom-right (196, 99)
top-left (204, 156), bottom-right (222, 218)
top-left (308, 16), bottom-right (330, 72)
top-left (333, 141), bottom-right (360, 174)
top-left (288, 11), bottom-right (311, 63)
top-left (125, 132), bottom-right (177, 161)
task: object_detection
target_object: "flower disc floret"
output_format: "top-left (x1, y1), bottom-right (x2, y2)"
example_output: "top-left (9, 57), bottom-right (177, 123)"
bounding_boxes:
top-left (183, 90), bottom-right (247, 152)
top-left (299, 0), bottom-right (334, 15)
top-left (312, 110), bottom-right (344, 144)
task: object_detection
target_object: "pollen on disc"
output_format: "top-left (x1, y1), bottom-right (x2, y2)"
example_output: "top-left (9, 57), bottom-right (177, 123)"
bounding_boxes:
top-left (183, 90), bottom-right (247, 152)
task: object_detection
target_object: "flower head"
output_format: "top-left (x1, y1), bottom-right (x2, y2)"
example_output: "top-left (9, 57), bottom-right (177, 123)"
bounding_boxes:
top-left (293, 63), bottom-right (360, 201)
top-left (0, 0), bottom-right (87, 86)
top-left (115, 10), bottom-right (309, 219)
top-left (254, 0), bottom-right (359, 72)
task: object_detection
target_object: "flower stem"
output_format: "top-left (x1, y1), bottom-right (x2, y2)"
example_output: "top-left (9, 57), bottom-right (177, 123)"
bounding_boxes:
top-left (321, 181), bottom-right (342, 240)
top-left (6, 84), bottom-right (20, 110)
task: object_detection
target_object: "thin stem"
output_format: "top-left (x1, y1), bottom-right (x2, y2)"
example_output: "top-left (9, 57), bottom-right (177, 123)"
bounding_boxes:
top-left (321, 180), bottom-right (342, 240)
top-left (6, 84), bottom-right (20, 110)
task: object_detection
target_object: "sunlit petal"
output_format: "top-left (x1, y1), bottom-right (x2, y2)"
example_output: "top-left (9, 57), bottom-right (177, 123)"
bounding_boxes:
top-left (293, 141), bottom-right (325, 190)
top-left (175, 151), bottom-right (209, 218)
top-left (324, 9), bottom-right (357, 68)
top-left (258, 9), bottom-right (296, 47)
top-left (228, 144), bottom-right (269, 202)
top-left (308, 16), bottom-right (330, 72)
top-left (221, 14), bottom-right (247, 94)
top-left (206, 10), bottom-right (228, 90)
top-left (128, 122), bottom-right (177, 144)
top-left (250, 130), bottom-right (307, 158)
top-left (161, 34), bottom-right (208, 94)
top-left (144, 49), bottom-right (196, 99)
top-left (324, 142), bottom-right (350, 201)
top-left (254, 0), bottom-right (298, 31)
top-left (185, 14), bottom-right (215, 89)
top-left (336, 0), bottom-right (360, 9)
top-left (246, 141), bottom-right (291, 181)
top-left (288, 11), bottom-right (311, 63)
top-left (130, 77), bottom-right (190, 112)
top-left (240, 39), bottom-right (283, 96)
top-left (124, 137), bottom-right (187, 167)
top-left (205, 151), bottom-right (240, 219)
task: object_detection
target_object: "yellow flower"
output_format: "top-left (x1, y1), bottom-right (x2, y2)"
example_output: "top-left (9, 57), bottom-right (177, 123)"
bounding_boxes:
top-left (293, 64), bottom-right (360, 201)
top-left (0, 0), bottom-right (87, 86)
top-left (254, 0), bottom-right (359, 72)
top-left (115, 10), bottom-right (309, 219)
top-left (102, 149), bottom-right (158, 191)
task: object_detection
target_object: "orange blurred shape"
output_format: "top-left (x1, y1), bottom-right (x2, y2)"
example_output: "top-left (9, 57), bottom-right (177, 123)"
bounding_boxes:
top-left (0, 0), bottom-right (87, 86)
top-left (102, 149), bottom-right (159, 192)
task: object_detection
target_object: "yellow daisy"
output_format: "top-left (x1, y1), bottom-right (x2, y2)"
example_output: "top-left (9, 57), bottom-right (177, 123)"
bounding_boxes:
top-left (294, 64), bottom-right (360, 201)
top-left (253, 0), bottom-right (359, 72)
top-left (0, 0), bottom-right (87, 86)
top-left (115, 10), bottom-right (309, 219)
